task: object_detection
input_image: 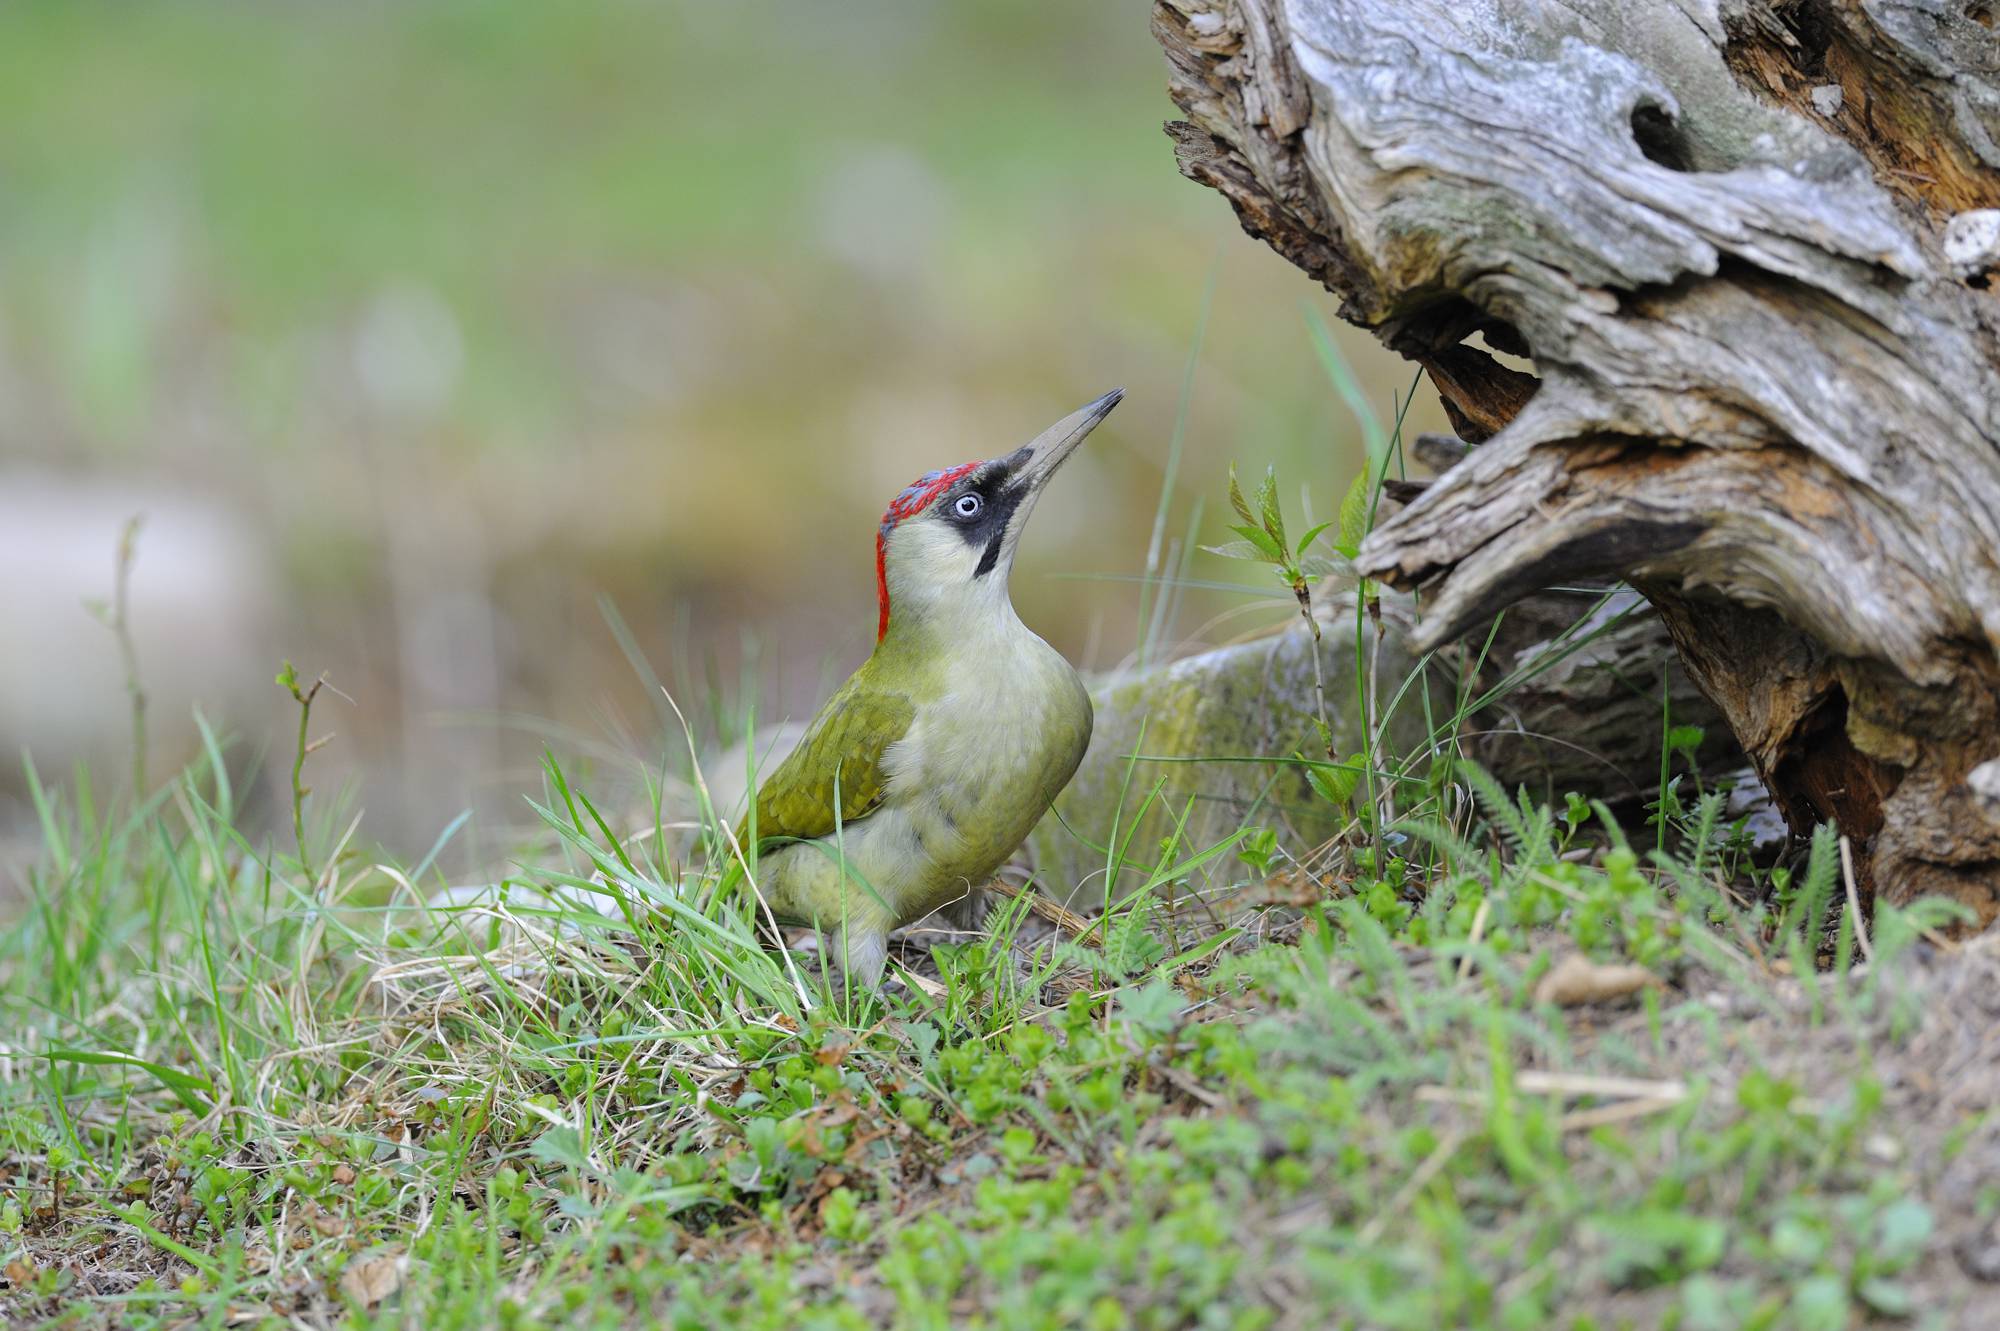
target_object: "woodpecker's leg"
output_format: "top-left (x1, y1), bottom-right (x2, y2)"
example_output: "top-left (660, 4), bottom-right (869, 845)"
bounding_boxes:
top-left (837, 924), bottom-right (889, 989)
top-left (937, 882), bottom-right (988, 934)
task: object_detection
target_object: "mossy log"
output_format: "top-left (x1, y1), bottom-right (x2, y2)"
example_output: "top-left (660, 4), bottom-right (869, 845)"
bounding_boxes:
top-left (1031, 589), bottom-right (1741, 905)
top-left (1154, 0), bottom-right (2000, 923)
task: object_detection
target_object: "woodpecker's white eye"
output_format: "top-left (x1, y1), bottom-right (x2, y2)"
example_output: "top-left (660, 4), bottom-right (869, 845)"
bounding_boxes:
top-left (953, 493), bottom-right (983, 518)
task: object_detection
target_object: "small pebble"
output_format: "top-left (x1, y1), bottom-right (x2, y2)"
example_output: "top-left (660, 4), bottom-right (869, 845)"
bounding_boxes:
top-left (1943, 210), bottom-right (2000, 279)
top-left (1956, 1218), bottom-right (2000, 1282)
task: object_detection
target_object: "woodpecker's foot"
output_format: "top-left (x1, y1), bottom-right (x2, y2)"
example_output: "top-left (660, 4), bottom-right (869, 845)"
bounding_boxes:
top-left (836, 926), bottom-right (889, 991)
top-left (936, 885), bottom-right (988, 934)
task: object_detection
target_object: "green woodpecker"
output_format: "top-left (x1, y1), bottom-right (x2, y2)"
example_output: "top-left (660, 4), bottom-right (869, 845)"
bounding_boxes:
top-left (741, 389), bottom-right (1121, 984)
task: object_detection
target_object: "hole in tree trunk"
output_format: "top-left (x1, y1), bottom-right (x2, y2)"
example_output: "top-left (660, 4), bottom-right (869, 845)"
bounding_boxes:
top-left (1465, 328), bottom-right (1536, 377)
top-left (1776, 1), bottom-right (1836, 75)
top-left (1381, 300), bottom-right (1542, 443)
top-left (1630, 103), bottom-right (1695, 172)
top-left (1768, 684), bottom-right (1898, 843)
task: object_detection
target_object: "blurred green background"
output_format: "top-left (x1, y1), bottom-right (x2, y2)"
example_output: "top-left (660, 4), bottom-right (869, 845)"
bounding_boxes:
top-left (0, 0), bottom-right (1443, 860)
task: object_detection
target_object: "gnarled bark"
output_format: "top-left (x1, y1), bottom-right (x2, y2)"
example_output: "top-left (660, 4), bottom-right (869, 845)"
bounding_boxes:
top-left (1155, 0), bottom-right (2000, 921)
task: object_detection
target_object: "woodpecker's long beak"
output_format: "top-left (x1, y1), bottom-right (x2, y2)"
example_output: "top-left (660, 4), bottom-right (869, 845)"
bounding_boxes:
top-left (1013, 388), bottom-right (1123, 494)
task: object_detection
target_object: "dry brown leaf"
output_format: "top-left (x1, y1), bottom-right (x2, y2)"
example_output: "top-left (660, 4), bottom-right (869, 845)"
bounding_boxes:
top-left (338, 1250), bottom-right (405, 1308)
top-left (898, 969), bottom-right (947, 1000)
top-left (303, 1200), bottom-right (345, 1237)
top-left (1534, 952), bottom-right (1659, 1007)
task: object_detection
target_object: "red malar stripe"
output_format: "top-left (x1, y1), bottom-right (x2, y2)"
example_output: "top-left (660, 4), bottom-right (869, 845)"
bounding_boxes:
top-left (875, 460), bottom-right (980, 641)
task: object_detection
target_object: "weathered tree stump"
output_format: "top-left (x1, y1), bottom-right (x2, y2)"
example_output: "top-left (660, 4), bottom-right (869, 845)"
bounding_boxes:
top-left (1155, 0), bottom-right (2000, 922)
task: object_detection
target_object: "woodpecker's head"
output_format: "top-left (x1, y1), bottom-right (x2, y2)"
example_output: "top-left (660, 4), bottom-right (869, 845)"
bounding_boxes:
top-left (874, 388), bottom-right (1122, 642)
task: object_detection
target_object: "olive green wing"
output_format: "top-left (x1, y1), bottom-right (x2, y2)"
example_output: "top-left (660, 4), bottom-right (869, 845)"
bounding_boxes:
top-left (741, 675), bottom-right (916, 851)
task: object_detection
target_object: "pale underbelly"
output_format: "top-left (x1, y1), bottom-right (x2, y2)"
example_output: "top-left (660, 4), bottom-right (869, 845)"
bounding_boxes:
top-left (762, 704), bottom-right (1088, 928)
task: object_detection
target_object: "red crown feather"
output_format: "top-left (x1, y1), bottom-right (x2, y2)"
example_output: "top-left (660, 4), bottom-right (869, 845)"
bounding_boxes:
top-left (874, 461), bottom-right (980, 641)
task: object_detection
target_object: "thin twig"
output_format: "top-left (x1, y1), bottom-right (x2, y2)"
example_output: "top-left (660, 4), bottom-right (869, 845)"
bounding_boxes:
top-left (1456, 898), bottom-right (1491, 981)
top-left (1356, 1128), bottom-right (1463, 1245)
top-left (278, 663), bottom-right (326, 885)
top-left (1157, 1060), bottom-right (1226, 1108)
top-left (1559, 1096), bottom-right (1684, 1133)
top-left (1416, 1072), bottom-right (1687, 1105)
top-left (1368, 613), bottom-right (1393, 830)
top-left (986, 878), bottom-right (1103, 947)
top-left (1516, 1071), bottom-right (1686, 1100)
top-left (93, 515), bottom-right (149, 796)
top-left (1294, 584), bottom-right (1334, 760)
top-left (1840, 834), bottom-right (1874, 964)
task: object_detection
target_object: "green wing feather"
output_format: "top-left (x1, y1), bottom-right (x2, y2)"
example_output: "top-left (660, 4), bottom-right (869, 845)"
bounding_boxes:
top-left (742, 672), bottom-right (916, 850)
